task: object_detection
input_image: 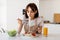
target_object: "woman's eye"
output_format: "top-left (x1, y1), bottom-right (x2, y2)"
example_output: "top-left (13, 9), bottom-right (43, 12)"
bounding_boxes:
top-left (27, 11), bottom-right (34, 13)
top-left (27, 11), bottom-right (29, 13)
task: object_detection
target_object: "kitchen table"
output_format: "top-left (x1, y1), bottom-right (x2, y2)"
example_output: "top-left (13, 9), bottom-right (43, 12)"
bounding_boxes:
top-left (0, 33), bottom-right (60, 40)
top-left (0, 24), bottom-right (60, 40)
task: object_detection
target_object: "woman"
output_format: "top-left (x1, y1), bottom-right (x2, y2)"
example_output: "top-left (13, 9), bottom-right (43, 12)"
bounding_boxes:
top-left (17, 3), bottom-right (43, 35)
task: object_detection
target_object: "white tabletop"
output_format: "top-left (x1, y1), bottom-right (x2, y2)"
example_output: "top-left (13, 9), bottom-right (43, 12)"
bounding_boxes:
top-left (0, 24), bottom-right (60, 40)
top-left (0, 33), bottom-right (60, 40)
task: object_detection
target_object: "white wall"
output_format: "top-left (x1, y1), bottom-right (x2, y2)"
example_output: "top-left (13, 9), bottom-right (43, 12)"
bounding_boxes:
top-left (0, 0), bottom-right (7, 27)
top-left (7, 0), bottom-right (39, 30)
top-left (39, 0), bottom-right (60, 22)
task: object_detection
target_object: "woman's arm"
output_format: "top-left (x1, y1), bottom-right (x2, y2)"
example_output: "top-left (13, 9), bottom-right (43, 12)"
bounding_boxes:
top-left (37, 16), bottom-right (43, 34)
top-left (17, 18), bottom-right (23, 34)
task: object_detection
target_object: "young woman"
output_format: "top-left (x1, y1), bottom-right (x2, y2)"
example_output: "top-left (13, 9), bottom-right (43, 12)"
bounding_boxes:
top-left (17, 3), bottom-right (43, 35)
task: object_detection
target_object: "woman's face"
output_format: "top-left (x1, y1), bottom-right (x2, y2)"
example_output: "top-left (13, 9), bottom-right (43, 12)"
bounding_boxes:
top-left (26, 7), bottom-right (36, 19)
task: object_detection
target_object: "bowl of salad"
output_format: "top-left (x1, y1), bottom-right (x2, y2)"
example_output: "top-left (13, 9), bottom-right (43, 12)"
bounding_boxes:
top-left (7, 29), bottom-right (17, 37)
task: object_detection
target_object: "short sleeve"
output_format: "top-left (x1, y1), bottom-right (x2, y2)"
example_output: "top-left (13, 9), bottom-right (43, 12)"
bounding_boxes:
top-left (37, 17), bottom-right (44, 27)
top-left (22, 14), bottom-right (28, 24)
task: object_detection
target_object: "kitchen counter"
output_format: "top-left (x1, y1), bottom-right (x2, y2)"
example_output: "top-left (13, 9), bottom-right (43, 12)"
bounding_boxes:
top-left (44, 24), bottom-right (60, 34)
top-left (0, 33), bottom-right (60, 40)
top-left (0, 24), bottom-right (60, 40)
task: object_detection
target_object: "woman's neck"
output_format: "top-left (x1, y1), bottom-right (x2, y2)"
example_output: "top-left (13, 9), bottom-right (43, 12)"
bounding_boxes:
top-left (29, 17), bottom-right (34, 20)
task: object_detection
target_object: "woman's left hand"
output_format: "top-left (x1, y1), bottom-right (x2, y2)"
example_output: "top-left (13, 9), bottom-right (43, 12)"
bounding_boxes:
top-left (37, 27), bottom-right (42, 34)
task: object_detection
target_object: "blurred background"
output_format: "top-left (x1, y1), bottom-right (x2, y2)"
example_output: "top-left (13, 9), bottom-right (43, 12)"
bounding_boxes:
top-left (0, 0), bottom-right (60, 33)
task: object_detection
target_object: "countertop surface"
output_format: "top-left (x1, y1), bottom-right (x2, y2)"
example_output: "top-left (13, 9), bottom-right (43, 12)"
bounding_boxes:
top-left (0, 33), bottom-right (60, 40)
top-left (0, 24), bottom-right (60, 40)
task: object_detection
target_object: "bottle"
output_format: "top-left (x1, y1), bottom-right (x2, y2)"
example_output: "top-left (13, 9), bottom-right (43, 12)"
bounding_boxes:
top-left (43, 27), bottom-right (48, 37)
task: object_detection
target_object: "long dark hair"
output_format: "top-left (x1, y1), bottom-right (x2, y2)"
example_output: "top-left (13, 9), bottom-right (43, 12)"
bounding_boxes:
top-left (25, 3), bottom-right (39, 18)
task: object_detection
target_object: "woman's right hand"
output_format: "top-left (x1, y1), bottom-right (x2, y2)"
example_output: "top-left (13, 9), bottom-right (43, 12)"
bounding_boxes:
top-left (17, 18), bottom-right (22, 24)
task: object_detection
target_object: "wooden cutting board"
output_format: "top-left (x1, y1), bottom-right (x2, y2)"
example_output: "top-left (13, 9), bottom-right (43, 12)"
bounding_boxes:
top-left (54, 13), bottom-right (60, 23)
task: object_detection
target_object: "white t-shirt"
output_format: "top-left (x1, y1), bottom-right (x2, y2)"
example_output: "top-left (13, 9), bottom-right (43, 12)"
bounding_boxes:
top-left (22, 16), bottom-right (44, 27)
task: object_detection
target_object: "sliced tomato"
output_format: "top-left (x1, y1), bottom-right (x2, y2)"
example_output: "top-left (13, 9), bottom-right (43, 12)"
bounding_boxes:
top-left (25, 32), bottom-right (27, 34)
top-left (32, 33), bottom-right (36, 36)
